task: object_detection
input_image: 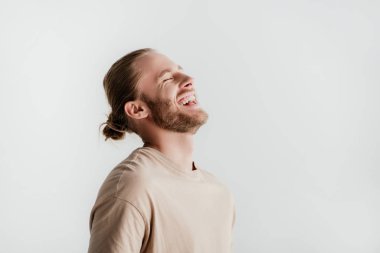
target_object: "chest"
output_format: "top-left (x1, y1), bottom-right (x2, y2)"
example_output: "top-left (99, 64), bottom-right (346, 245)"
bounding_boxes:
top-left (148, 176), bottom-right (234, 235)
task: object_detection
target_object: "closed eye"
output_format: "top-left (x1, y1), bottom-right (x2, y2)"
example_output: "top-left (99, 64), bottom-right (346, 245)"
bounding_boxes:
top-left (163, 77), bottom-right (174, 82)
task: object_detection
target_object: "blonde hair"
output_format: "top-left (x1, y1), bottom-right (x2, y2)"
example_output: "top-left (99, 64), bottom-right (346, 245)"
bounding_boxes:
top-left (99, 48), bottom-right (154, 141)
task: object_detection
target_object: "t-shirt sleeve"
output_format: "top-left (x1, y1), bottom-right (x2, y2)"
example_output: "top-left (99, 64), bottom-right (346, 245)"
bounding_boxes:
top-left (88, 197), bottom-right (146, 253)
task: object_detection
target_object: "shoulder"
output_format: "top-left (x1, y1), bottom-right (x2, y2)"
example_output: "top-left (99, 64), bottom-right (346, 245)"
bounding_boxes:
top-left (200, 166), bottom-right (235, 199)
top-left (199, 167), bottom-right (219, 181)
top-left (94, 148), bottom-right (159, 205)
top-left (199, 166), bottom-right (227, 187)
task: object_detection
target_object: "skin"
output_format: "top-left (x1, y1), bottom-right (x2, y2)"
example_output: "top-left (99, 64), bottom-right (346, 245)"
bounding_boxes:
top-left (124, 50), bottom-right (209, 173)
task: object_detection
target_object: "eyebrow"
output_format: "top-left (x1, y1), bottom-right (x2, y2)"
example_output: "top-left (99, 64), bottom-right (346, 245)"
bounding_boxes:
top-left (157, 65), bottom-right (183, 80)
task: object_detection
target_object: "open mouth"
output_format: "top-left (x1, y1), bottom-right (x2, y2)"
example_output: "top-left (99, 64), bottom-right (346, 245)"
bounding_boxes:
top-left (177, 94), bottom-right (197, 107)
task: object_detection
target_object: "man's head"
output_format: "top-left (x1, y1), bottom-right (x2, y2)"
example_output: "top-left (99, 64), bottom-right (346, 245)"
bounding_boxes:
top-left (101, 48), bottom-right (208, 141)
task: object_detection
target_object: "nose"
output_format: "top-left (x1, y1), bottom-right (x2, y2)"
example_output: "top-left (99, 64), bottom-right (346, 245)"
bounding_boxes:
top-left (178, 73), bottom-right (194, 90)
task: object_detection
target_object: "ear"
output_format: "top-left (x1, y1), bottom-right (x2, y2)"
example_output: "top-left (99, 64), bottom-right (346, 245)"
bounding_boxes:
top-left (124, 100), bottom-right (149, 119)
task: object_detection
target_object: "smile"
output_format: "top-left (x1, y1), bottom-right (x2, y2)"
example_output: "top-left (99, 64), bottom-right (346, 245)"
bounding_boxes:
top-left (178, 95), bottom-right (197, 106)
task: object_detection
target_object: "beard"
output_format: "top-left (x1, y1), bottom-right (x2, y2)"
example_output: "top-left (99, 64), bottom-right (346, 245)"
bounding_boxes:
top-left (140, 93), bottom-right (208, 134)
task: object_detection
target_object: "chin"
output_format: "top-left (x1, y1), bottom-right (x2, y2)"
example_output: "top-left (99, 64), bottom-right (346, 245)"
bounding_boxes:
top-left (192, 117), bottom-right (208, 134)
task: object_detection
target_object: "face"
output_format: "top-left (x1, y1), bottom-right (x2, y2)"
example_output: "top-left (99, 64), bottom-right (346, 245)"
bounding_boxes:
top-left (134, 51), bottom-right (208, 133)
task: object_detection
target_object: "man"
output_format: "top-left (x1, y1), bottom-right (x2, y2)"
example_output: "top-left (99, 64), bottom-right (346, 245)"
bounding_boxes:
top-left (88, 48), bottom-right (236, 253)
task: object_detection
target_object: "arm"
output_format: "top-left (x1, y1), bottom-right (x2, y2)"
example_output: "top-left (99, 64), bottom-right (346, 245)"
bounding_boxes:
top-left (88, 197), bottom-right (146, 253)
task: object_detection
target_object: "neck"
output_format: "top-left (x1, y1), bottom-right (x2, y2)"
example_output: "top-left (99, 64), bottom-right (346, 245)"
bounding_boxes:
top-left (142, 128), bottom-right (195, 172)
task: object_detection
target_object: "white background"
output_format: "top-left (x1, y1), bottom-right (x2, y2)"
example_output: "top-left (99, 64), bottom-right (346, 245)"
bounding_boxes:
top-left (1, 0), bottom-right (379, 252)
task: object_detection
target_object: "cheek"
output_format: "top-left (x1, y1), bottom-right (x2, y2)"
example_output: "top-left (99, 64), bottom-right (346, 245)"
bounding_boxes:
top-left (160, 88), bottom-right (178, 100)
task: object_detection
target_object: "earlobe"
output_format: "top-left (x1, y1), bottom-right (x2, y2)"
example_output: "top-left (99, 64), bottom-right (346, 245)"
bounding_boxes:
top-left (124, 101), bottom-right (149, 119)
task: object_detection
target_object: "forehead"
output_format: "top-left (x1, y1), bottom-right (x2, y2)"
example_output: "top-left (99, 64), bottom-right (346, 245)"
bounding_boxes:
top-left (135, 51), bottom-right (176, 76)
top-left (134, 51), bottom-right (178, 94)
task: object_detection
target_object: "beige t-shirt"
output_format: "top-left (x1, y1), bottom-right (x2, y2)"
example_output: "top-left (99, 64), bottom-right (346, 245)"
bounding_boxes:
top-left (88, 146), bottom-right (236, 253)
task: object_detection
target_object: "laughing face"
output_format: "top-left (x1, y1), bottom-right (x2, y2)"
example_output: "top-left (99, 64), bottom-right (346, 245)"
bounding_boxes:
top-left (134, 51), bottom-right (208, 133)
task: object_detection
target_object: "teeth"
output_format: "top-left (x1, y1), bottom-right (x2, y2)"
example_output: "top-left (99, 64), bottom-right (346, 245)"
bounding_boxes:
top-left (179, 95), bottom-right (196, 105)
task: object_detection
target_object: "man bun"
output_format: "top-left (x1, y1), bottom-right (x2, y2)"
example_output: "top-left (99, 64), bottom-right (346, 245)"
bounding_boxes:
top-left (100, 112), bottom-right (127, 141)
